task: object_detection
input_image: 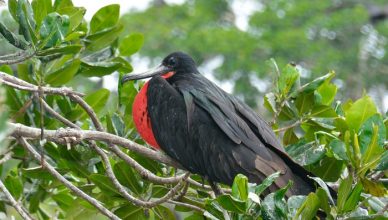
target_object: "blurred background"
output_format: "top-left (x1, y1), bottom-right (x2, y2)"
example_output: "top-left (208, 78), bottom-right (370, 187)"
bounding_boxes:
top-left (1, 0), bottom-right (388, 112)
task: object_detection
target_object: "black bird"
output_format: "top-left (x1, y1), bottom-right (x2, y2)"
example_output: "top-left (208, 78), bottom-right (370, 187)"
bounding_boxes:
top-left (122, 52), bottom-right (316, 196)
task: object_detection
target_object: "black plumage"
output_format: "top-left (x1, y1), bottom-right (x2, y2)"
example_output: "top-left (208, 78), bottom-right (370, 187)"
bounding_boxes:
top-left (123, 52), bottom-right (316, 196)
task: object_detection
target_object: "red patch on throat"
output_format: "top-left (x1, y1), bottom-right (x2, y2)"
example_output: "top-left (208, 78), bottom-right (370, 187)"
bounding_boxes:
top-left (132, 72), bottom-right (174, 150)
top-left (133, 82), bottom-right (160, 149)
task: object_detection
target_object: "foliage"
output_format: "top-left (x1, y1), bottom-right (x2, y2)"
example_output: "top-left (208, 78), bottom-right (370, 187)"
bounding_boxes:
top-left (120, 0), bottom-right (388, 108)
top-left (0, 0), bottom-right (387, 219)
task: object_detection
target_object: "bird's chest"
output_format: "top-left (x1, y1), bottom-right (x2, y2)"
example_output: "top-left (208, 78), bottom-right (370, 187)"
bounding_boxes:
top-left (132, 82), bottom-right (160, 149)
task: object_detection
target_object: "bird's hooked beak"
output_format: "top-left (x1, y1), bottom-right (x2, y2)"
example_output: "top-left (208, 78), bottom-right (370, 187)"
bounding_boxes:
top-left (121, 65), bottom-right (173, 84)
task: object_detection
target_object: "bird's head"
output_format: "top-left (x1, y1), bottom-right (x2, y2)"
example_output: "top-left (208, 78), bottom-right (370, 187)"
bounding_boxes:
top-left (122, 51), bottom-right (198, 83)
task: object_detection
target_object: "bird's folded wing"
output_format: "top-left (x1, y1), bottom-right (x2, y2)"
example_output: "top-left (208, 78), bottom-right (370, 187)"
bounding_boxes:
top-left (187, 89), bottom-right (274, 161)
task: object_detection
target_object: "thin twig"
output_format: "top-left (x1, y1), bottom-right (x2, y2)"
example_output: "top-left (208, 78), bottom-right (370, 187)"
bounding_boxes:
top-left (273, 119), bottom-right (302, 132)
top-left (167, 200), bottom-right (205, 213)
top-left (0, 72), bottom-right (84, 96)
top-left (0, 151), bottom-right (13, 164)
top-left (18, 138), bottom-right (120, 220)
top-left (0, 179), bottom-right (33, 220)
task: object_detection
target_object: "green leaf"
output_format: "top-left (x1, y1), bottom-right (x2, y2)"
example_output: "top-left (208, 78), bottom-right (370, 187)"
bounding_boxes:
top-left (57, 6), bottom-right (86, 32)
top-left (277, 64), bottom-right (299, 96)
top-left (295, 92), bottom-right (314, 116)
top-left (283, 128), bottom-right (299, 146)
top-left (292, 72), bottom-right (335, 96)
top-left (4, 175), bottom-right (23, 199)
top-left (85, 24), bottom-right (123, 51)
top-left (8, 0), bottom-right (18, 21)
top-left (358, 114), bottom-right (386, 154)
top-left (337, 175), bottom-right (353, 213)
top-left (114, 204), bottom-right (150, 220)
top-left (53, 0), bottom-right (73, 10)
top-left (309, 176), bottom-right (335, 205)
top-left (376, 150), bottom-right (388, 171)
top-left (255, 171), bottom-right (281, 196)
top-left (119, 33), bottom-right (144, 56)
top-left (310, 105), bottom-right (338, 118)
top-left (52, 192), bottom-right (74, 211)
top-left (89, 174), bottom-right (121, 197)
top-left (286, 140), bottom-right (326, 166)
top-left (315, 188), bottom-right (331, 215)
top-left (32, 0), bottom-right (53, 28)
top-left (216, 194), bottom-right (246, 214)
top-left (22, 166), bottom-right (54, 180)
top-left (0, 22), bottom-right (29, 49)
top-left (345, 95), bottom-right (377, 131)
top-left (39, 12), bottom-right (70, 48)
top-left (45, 58), bottom-right (80, 86)
top-left (360, 124), bottom-right (384, 173)
top-left (90, 4), bottom-right (120, 34)
top-left (17, 0), bottom-right (37, 43)
top-left (293, 193), bottom-right (320, 220)
top-left (329, 139), bottom-right (348, 161)
top-left (287, 195), bottom-right (306, 218)
top-left (310, 156), bottom-right (344, 182)
top-left (79, 60), bottom-right (122, 77)
top-left (264, 92), bottom-right (277, 113)
top-left (343, 182), bottom-right (363, 213)
top-left (113, 161), bottom-right (143, 195)
top-left (261, 182), bottom-right (291, 220)
top-left (231, 174), bottom-right (248, 201)
top-left (317, 79), bottom-right (337, 105)
top-left (153, 205), bottom-right (176, 220)
top-left (69, 88), bottom-right (110, 121)
top-left (360, 178), bottom-right (386, 197)
top-left (37, 44), bottom-right (82, 56)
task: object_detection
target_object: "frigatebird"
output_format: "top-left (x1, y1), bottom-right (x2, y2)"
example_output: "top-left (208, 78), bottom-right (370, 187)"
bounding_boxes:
top-left (122, 52), bottom-right (316, 196)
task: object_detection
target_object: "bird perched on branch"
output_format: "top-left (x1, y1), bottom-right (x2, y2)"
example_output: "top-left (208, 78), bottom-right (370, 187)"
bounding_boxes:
top-left (122, 52), bottom-right (316, 196)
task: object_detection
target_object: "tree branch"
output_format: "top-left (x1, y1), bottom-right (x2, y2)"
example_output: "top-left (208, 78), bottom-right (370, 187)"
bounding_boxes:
top-left (18, 137), bottom-right (120, 220)
top-left (0, 72), bottom-right (84, 97)
top-left (0, 179), bottom-right (33, 220)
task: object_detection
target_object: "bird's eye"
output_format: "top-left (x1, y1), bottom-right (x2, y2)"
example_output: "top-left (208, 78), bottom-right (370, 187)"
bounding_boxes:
top-left (167, 57), bottom-right (177, 67)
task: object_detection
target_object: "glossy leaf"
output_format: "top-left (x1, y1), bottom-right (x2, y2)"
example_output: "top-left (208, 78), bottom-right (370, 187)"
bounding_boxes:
top-left (32, 0), bottom-right (53, 28)
top-left (0, 22), bottom-right (29, 49)
top-left (317, 79), bottom-right (337, 105)
top-left (293, 193), bottom-right (320, 220)
top-left (231, 174), bottom-right (248, 201)
top-left (286, 140), bottom-right (326, 166)
top-left (113, 161), bottom-right (143, 195)
top-left (216, 194), bottom-right (247, 213)
top-left (57, 6), bottom-right (86, 31)
top-left (277, 64), bottom-right (299, 96)
top-left (292, 72), bottom-right (335, 96)
top-left (4, 175), bottom-right (23, 199)
top-left (261, 182), bottom-right (291, 220)
top-left (37, 44), bottom-right (82, 56)
top-left (329, 139), bottom-right (348, 161)
top-left (45, 58), bottom-right (80, 86)
top-left (119, 33), bottom-right (144, 56)
top-left (85, 24), bottom-right (123, 51)
top-left (255, 171), bottom-right (281, 196)
top-left (79, 60), bottom-right (121, 77)
top-left (39, 12), bottom-right (70, 47)
top-left (69, 88), bottom-right (110, 121)
top-left (90, 4), bottom-right (120, 34)
top-left (89, 174), bottom-right (121, 197)
top-left (345, 95), bottom-right (377, 131)
top-left (358, 114), bottom-right (386, 154)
